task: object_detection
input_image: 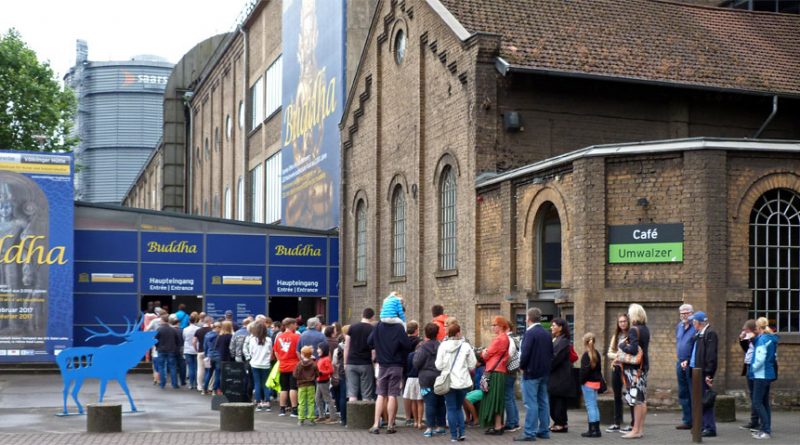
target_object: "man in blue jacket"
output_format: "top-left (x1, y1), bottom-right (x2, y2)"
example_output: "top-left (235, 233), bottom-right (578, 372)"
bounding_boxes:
top-left (514, 308), bottom-right (554, 442)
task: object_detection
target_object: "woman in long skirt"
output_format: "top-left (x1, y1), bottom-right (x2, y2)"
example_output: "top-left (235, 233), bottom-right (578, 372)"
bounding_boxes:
top-left (480, 316), bottom-right (510, 435)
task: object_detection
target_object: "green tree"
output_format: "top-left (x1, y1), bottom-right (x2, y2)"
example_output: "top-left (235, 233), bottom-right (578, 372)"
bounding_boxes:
top-left (0, 28), bottom-right (77, 152)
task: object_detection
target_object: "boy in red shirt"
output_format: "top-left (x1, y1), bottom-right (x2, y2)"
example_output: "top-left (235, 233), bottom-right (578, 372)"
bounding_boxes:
top-left (315, 342), bottom-right (337, 422)
top-left (274, 317), bottom-right (301, 417)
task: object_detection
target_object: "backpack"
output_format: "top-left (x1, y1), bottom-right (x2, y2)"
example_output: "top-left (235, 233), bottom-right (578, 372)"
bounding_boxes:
top-left (506, 334), bottom-right (521, 372)
top-left (231, 332), bottom-right (248, 362)
top-left (330, 343), bottom-right (344, 387)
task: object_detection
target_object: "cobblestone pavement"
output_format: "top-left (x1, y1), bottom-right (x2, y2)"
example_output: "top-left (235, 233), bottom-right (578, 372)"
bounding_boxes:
top-left (0, 374), bottom-right (797, 444)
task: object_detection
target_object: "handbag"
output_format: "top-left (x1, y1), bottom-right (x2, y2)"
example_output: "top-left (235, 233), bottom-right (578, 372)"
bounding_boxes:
top-left (480, 348), bottom-right (507, 392)
top-left (702, 388), bottom-right (717, 409)
top-left (569, 345), bottom-right (579, 363)
top-left (506, 335), bottom-right (521, 372)
top-left (434, 344), bottom-right (463, 395)
top-left (616, 327), bottom-right (642, 365)
top-left (599, 376), bottom-right (608, 394)
top-left (203, 356), bottom-right (211, 368)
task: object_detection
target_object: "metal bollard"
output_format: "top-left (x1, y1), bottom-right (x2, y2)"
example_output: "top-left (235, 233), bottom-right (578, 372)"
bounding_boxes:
top-left (691, 368), bottom-right (702, 443)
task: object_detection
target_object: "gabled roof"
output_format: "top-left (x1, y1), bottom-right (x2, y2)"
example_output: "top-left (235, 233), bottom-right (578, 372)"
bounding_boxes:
top-left (436, 0), bottom-right (800, 97)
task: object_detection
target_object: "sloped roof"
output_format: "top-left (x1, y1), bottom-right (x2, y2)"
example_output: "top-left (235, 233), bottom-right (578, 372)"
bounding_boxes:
top-left (436, 0), bottom-right (800, 96)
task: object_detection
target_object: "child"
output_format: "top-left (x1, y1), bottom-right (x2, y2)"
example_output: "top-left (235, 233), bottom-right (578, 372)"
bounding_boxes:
top-left (402, 321), bottom-right (424, 428)
top-left (463, 389), bottom-right (483, 426)
top-left (293, 345), bottom-right (319, 425)
top-left (315, 342), bottom-right (336, 422)
top-left (579, 332), bottom-right (603, 438)
top-left (379, 291), bottom-right (406, 326)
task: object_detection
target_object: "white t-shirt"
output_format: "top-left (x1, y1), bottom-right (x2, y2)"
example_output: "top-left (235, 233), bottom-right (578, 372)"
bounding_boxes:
top-left (183, 324), bottom-right (200, 354)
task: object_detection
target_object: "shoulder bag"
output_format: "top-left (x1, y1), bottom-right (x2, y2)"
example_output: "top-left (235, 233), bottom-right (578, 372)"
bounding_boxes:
top-left (434, 343), bottom-right (463, 395)
top-left (480, 348), bottom-right (507, 392)
top-left (616, 326), bottom-right (642, 365)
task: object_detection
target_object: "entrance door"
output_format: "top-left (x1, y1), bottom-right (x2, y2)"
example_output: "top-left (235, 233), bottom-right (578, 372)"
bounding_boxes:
top-left (141, 295), bottom-right (203, 315)
top-left (269, 297), bottom-right (326, 323)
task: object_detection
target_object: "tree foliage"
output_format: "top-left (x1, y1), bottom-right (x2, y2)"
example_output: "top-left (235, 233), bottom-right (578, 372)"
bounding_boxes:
top-left (0, 28), bottom-right (77, 152)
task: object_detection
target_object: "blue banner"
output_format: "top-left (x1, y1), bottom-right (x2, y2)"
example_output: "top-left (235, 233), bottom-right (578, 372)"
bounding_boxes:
top-left (207, 234), bottom-right (266, 264)
top-left (269, 235), bottom-right (327, 266)
top-left (268, 266), bottom-right (327, 296)
top-left (75, 230), bottom-right (137, 261)
top-left (206, 265), bottom-right (266, 296)
top-left (141, 232), bottom-right (203, 263)
top-left (73, 294), bottom-right (139, 325)
top-left (141, 263), bottom-right (202, 295)
top-left (0, 151), bottom-right (73, 362)
top-left (329, 267), bottom-right (339, 297)
top-left (206, 296), bottom-right (266, 324)
top-left (280, 0), bottom-right (344, 230)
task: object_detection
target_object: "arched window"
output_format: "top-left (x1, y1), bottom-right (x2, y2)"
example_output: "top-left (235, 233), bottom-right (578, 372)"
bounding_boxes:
top-left (224, 186), bottom-right (232, 219)
top-left (392, 186), bottom-right (406, 277)
top-left (237, 176), bottom-right (245, 221)
top-left (439, 167), bottom-right (457, 271)
top-left (355, 200), bottom-right (367, 282)
top-left (750, 188), bottom-right (800, 332)
top-left (537, 202), bottom-right (562, 296)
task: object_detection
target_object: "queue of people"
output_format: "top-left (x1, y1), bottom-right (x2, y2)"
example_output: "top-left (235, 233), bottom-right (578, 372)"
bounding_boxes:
top-left (142, 297), bottom-right (781, 441)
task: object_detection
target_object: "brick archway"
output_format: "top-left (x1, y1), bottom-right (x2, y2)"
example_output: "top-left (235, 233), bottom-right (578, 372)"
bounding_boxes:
top-left (521, 186), bottom-right (572, 292)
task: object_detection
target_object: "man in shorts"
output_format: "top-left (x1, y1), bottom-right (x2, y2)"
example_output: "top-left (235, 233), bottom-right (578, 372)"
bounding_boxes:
top-left (345, 307), bottom-right (376, 401)
top-left (273, 317), bottom-right (301, 417)
top-left (367, 312), bottom-right (412, 434)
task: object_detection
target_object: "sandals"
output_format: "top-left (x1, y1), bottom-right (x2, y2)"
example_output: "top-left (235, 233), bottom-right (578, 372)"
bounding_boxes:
top-left (621, 433), bottom-right (644, 439)
top-left (485, 428), bottom-right (504, 435)
top-left (369, 427), bottom-right (380, 434)
top-left (550, 425), bottom-right (568, 433)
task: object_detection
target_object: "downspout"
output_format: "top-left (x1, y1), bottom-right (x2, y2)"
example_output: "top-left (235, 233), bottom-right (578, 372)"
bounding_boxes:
top-left (185, 94), bottom-right (194, 213)
top-left (240, 25), bottom-right (250, 221)
top-left (753, 95), bottom-right (778, 139)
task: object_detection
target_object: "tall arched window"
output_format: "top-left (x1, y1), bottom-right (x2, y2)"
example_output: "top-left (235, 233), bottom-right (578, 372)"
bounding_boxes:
top-left (355, 201), bottom-right (367, 282)
top-left (439, 167), bottom-right (457, 271)
top-left (392, 187), bottom-right (406, 277)
top-left (224, 187), bottom-right (232, 219)
top-left (537, 203), bottom-right (562, 296)
top-left (750, 188), bottom-right (800, 333)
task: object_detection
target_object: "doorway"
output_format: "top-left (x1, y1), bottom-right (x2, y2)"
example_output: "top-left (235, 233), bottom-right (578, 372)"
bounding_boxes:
top-left (141, 295), bottom-right (203, 315)
top-left (269, 297), bottom-right (326, 324)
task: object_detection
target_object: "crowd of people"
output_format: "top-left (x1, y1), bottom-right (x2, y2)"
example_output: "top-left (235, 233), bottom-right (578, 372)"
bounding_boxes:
top-left (142, 297), bottom-right (781, 441)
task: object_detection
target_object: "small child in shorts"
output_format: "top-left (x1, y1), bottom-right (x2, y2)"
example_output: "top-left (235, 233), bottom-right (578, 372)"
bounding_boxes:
top-left (379, 291), bottom-right (406, 326)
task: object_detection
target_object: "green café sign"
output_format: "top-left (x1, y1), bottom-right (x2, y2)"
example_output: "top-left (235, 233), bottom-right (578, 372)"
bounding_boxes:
top-left (608, 223), bottom-right (684, 264)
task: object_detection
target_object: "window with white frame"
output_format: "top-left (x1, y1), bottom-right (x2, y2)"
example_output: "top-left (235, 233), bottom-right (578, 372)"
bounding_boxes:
top-left (250, 76), bottom-right (264, 130)
top-left (224, 187), bottom-right (232, 219)
top-left (750, 188), bottom-right (800, 333)
top-left (392, 186), bottom-right (406, 277)
top-left (251, 164), bottom-right (264, 223)
top-left (265, 56), bottom-right (282, 117)
top-left (265, 152), bottom-right (282, 224)
top-left (355, 201), bottom-right (367, 282)
top-left (237, 176), bottom-right (245, 221)
top-left (439, 167), bottom-right (457, 270)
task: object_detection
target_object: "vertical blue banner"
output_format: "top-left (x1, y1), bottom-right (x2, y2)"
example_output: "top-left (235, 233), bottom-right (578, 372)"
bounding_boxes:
top-left (0, 151), bottom-right (73, 362)
top-left (280, 0), bottom-right (344, 230)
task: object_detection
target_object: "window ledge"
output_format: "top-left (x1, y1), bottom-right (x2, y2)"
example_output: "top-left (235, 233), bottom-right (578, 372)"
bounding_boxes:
top-left (435, 269), bottom-right (458, 279)
top-left (264, 107), bottom-right (281, 123)
top-left (778, 333), bottom-right (800, 344)
top-left (389, 276), bottom-right (407, 283)
top-left (353, 281), bottom-right (367, 287)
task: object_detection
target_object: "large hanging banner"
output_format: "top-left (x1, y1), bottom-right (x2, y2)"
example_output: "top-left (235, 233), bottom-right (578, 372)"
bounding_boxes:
top-left (0, 151), bottom-right (73, 362)
top-left (281, 0), bottom-right (345, 230)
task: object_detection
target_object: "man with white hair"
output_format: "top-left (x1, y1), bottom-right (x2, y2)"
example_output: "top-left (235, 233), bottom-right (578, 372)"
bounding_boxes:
top-left (675, 303), bottom-right (696, 430)
top-left (297, 317), bottom-right (326, 359)
top-left (690, 311), bottom-right (718, 437)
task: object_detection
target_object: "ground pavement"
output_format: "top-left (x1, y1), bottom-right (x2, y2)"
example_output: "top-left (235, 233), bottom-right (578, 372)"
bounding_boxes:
top-left (0, 374), bottom-right (797, 444)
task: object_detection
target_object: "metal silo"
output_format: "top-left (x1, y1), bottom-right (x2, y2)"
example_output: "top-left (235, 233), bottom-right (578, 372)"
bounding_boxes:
top-left (65, 41), bottom-right (173, 203)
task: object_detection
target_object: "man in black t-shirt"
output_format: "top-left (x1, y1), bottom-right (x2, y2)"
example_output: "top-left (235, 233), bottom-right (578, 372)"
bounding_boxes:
top-left (344, 307), bottom-right (375, 401)
top-left (193, 316), bottom-right (213, 393)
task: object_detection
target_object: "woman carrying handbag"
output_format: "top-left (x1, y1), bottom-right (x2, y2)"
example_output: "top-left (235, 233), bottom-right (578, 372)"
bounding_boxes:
top-left (480, 316), bottom-right (511, 435)
top-left (435, 323), bottom-right (476, 442)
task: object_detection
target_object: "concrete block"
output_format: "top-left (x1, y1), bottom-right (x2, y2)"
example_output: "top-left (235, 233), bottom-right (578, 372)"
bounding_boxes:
top-left (597, 396), bottom-right (615, 426)
top-left (220, 402), bottom-right (254, 432)
top-left (715, 395), bottom-right (736, 422)
top-left (347, 400), bottom-right (376, 429)
top-left (86, 403), bottom-right (122, 433)
top-left (211, 394), bottom-right (229, 411)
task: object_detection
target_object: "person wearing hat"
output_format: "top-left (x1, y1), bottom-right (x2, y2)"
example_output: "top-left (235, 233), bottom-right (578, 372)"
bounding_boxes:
top-left (689, 311), bottom-right (718, 437)
top-left (224, 310), bottom-right (239, 331)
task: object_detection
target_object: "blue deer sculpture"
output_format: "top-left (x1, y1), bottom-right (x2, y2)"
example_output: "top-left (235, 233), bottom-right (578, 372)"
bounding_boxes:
top-left (56, 314), bottom-right (156, 415)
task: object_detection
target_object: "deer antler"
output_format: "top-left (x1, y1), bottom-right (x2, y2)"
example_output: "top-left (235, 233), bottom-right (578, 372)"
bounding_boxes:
top-left (83, 317), bottom-right (128, 341)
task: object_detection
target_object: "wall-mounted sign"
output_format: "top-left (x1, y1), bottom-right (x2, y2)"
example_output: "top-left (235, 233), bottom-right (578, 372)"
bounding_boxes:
top-left (140, 232), bottom-right (203, 263)
top-left (0, 151), bottom-right (73, 363)
top-left (608, 223), bottom-right (684, 263)
top-left (269, 235), bottom-right (327, 266)
top-left (141, 263), bottom-right (202, 295)
top-left (206, 296), bottom-right (266, 324)
top-left (269, 265), bottom-right (326, 296)
top-left (206, 265), bottom-right (266, 295)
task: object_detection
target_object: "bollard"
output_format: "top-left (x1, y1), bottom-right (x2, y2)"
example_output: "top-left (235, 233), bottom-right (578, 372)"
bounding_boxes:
top-left (86, 403), bottom-right (122, 433)
top-left (691, 368), bottom-right (702, 443)
top-left (346, 400), bottom-right (376, 429)
top-left (597, 397), bottom-right (615, 426)
top-left (220, 402), bottom-right (254, 432)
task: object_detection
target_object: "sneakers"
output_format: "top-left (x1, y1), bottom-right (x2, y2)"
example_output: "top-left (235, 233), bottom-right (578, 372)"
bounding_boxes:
top-left (298, 420), bottom-right (305, 426)
top-left (423, 430), bottom-right (433, 438)
top-left (505, 425), bottom-right (521, 433)
top-left (290, 407), bottom-right (298, 418)
top-left (620, 425), bottom-right (633, 433)
top-left (741, 422), bottom-right (760, 432)
top-left (606, 424), bottom-right (621, 433)
top-left (753, 431), bottom-right (771, 440)
top-left (278, 407), bottom-right (286, 416)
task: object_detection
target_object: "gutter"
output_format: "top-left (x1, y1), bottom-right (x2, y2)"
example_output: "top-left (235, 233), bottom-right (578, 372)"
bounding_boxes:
top-left (495, 57), bottom-right (800, 100)
top-left (753, 96), bottom-right (779, 139)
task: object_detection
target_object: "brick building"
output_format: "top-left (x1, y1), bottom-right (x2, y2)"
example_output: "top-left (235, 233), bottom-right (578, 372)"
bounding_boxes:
top-left (339, 0), bottom-right (800, 402)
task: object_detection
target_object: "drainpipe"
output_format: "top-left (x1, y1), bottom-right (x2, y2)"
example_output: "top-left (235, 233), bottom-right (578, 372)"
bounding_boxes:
top-left (240, 25), bottom-right (249, 221)
top-left (185, 93), bottom-right (194, 213)
top-left (753, 95), bottom-right (778, 139)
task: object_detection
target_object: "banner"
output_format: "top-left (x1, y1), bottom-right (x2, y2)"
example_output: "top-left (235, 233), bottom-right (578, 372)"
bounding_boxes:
top-left (0, 151), bottom-right (73, 362)
top-left (608, 223), bottom-right (684, 263)
top-left (280, 0), bottom-right (345, 230)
